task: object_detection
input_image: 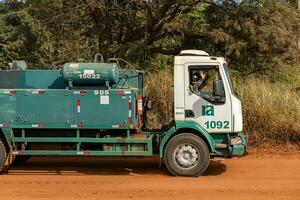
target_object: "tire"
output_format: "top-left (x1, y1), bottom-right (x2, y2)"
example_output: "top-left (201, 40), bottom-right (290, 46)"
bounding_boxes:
top-left (0, 140), bottom-right (8, 174)
top-left (164, 133), bottom-right (210, 177)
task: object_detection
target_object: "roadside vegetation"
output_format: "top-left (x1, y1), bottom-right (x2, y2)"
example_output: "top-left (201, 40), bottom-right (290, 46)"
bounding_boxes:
top-left (0, 0), bottom-right (299, 149)
top-left (236, 77), bottom-right (300, 148)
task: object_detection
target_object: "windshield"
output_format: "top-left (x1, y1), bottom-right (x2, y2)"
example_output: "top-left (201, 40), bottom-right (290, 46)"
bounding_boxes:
top-left (223, 63), bottom-right (236, 96)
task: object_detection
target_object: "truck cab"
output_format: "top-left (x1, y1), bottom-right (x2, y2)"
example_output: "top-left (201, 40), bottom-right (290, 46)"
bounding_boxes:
top-left (160, 50), bottom-right (246, 176)
top-left (174, 50), bottom-right (243, 134)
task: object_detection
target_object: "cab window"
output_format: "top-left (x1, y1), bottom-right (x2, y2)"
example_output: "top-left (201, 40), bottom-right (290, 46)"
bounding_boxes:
top-left (189, 65), bottom-right (225, 103)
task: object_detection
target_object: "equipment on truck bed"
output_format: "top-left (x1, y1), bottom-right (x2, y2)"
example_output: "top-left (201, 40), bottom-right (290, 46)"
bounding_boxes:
top-left (63, 63), bottom-right (120, 87)
top-left (0, 50), bottom-right (246, 176)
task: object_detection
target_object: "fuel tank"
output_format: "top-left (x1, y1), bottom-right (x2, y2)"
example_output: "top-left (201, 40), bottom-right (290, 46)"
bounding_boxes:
top-left (63, 63), bottom-right (120, 86)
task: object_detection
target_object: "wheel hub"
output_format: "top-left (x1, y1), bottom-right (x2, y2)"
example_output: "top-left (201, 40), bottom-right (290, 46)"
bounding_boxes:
top-left (174, 144), bottom-right (199, 169)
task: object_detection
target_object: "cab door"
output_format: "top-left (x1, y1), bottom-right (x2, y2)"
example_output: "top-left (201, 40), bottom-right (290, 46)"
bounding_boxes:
top-left (184, 63), bottom-right (232, 133)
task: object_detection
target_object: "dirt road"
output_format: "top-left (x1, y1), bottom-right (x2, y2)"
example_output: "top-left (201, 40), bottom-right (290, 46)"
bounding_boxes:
top-left (0, 156), bottom-right (299, 200)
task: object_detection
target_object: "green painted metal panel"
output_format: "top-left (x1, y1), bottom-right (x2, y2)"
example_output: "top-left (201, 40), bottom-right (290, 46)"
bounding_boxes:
top-left (0, 89), bottom-right (138, 127)
top-left (13, 137), bottom-right (151, 143)
top-left (0, 93), bottom-right (17, 123)
top-left (12, 134), bottom-right (153, 156)
top-left (118, 69), bottom-right (145, 94)
top-left (0, 71), bottom-right (66, 89)
top-left (211, 133), bottom-right (229, 149)
top-left (12, 150), bottom-right (153, 156)
top-left (76, 90), bottom-right (136, 126)
top-left (25, 71), bottom-right (66, 89)
top-left (10, 124), bottom-right (127, 129)
top-left (231, 144), bottom-right (246, 156)
top-left (17, 90), bottom-right (74, 124)
top-left (158, 126), bottom-right (175, 157)
top-left (12, 136), bottom-right (153, 156)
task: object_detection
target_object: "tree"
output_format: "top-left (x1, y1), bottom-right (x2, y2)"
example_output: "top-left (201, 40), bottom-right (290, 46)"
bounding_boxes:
top-left (0, 0), bottom-right (210, 68)
top-left (0, 2), bottom-right (48, 68)
top-left (204, 0), bottom-right (300, 74)
top-left (0, 0), bottom-right (299, 73)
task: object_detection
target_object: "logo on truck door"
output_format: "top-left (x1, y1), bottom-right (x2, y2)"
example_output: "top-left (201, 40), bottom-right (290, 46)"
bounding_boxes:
top-left (202, 105), bottom-right (214, 116)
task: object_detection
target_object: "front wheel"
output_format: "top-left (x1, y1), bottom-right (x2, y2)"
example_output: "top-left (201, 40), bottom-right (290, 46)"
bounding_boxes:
top-left (164, 133), bottom-right (210, 177)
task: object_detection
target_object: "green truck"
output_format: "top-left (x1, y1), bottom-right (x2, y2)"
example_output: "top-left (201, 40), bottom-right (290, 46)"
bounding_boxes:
top-left (0, 50), bottom-right (246, 176)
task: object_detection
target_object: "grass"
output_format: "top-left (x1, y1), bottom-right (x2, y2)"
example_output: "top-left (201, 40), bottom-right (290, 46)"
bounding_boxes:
top-left (236, 78), bottom-right (300, 147)
top-left (144, 68), bottom-right (174, 130)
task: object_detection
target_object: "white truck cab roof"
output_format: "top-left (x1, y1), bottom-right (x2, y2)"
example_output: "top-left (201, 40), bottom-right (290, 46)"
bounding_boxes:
top-left (179, 50), bottom-right (210, 56)
top-left (175, 49), bottom-right (225, 65)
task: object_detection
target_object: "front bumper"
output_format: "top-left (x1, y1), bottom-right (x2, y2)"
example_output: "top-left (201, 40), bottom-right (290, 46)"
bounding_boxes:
top-left (230, 132), bottom-right (247, 156)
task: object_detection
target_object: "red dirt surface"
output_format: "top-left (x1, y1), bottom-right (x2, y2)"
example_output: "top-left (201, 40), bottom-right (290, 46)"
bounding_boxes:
top-left (0, 155), bottom-right (300, 200)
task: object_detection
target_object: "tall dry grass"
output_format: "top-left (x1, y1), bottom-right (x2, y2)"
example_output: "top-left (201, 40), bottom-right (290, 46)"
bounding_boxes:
top-left (236, 78), bottom-right (300, 147)
top-left (145, 68), bottom-right (174, 130)
top-left (145, 69), bottom-right (300, 147)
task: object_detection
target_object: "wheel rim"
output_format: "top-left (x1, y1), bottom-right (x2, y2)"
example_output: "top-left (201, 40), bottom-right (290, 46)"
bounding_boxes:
top-left (174, 143), bottom-right (199, 169)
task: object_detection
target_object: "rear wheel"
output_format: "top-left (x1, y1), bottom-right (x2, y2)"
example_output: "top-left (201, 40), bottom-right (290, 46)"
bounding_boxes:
top-left (0, 140), bottom-right (8, 174)
top-left (164, 133), bottom-right (210, 177)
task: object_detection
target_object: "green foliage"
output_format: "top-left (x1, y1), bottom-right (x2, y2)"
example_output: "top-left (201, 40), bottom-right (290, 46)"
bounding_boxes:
top-left (205, 0), bottom-right (300, 74)
top-left (25, 0), bottom-right (99, 66)
top-left (0, 0), bottom-right (299, 73)
top-left (0, 0), bottom-right (208, 68)
top-left (0, 5), bottom-right (42, 67)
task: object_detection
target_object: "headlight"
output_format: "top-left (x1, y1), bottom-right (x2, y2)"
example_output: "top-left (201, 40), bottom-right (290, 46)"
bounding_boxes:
top-left (230, 136), bottom-right (242, 145)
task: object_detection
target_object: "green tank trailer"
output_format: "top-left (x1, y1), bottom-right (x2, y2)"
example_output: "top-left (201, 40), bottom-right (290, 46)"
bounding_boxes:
top-left (0, 50), bottom-right (246, 176)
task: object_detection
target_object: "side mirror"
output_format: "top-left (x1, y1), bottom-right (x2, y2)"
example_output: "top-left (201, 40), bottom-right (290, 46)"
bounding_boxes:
top-left (213, 80), bottom-right (225, 97)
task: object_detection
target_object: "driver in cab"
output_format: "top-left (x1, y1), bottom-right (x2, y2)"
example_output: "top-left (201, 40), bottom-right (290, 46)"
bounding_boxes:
top-left (191, 70), bottom-right (208, 93)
